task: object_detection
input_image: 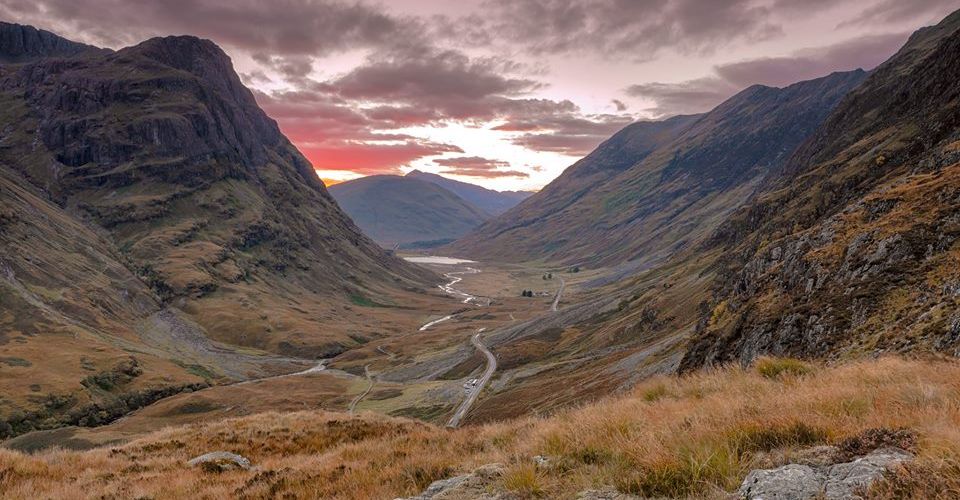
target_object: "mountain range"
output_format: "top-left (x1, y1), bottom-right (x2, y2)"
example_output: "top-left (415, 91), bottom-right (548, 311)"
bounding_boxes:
top-left (5, 8), bottom-right (960, 498)
top-left (448, 70), bottom-right (868, 267)
top-left (329, 171), bottom-right (531, 247)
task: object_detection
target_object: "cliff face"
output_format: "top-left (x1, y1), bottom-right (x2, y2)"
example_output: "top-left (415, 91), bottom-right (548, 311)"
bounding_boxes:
top-left (0, 22), bottom-right (107, 63)
top-left (681, 10), bottom-right (960, 369)
top-left (0, 28), bottom-right (435, 435)
top-left (450, 71), bottom-right (866, 268)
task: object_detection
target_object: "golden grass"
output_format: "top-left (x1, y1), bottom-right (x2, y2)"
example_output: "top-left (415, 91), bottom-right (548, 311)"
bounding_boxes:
top-left (3, 357), bottom-right (960, 499)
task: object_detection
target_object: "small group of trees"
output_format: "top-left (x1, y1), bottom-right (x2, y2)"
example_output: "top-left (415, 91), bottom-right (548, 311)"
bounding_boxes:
top-left (542, 272), bottom-right (553, 280)
top-left (569, 266), bottom-right (580, 273)
top-left (521, 290), bottom-right (534, 297)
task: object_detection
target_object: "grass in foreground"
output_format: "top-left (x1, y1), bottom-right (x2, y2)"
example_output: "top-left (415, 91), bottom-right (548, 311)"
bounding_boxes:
top-left (3, 357), bottom-right (960, 498)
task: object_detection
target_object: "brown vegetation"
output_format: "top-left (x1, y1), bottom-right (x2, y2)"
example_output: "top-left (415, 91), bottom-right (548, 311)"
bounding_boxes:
top-left (3, 357), bottom-right (960, 499)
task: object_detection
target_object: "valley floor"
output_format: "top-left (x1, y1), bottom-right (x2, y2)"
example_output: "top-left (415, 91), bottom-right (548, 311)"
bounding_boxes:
top-left (4, 256), bottom-right (595, 451)
top-left (2, 357), bottom-right (958, 498)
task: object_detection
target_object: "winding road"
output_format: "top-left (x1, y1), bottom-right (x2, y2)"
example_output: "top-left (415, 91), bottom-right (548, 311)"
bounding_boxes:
top-left (348, 364), bottom-right (375, 414)
top-left (551, 277), bottom-right (566, 312)
top-left (446, 331), bottom-right (497, 428)
top-left (233, 359), bottom-right (327, 386)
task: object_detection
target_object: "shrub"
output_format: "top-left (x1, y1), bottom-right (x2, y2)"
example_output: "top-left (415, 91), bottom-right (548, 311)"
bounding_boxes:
top-left (755, 357), bottom-right (814, 379)
top-left (642, 384), bottom-right (669, 402)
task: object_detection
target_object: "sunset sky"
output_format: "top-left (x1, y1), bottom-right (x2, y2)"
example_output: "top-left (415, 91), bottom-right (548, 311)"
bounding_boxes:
top-left (4, 0), bottom-right (957, 190)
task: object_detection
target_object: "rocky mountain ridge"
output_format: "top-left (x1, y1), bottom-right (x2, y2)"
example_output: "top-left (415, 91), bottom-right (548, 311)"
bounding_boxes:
top-left (681, 8), bottom-right (960, 369)
top-left (0, 22), bottom-right (107, 63)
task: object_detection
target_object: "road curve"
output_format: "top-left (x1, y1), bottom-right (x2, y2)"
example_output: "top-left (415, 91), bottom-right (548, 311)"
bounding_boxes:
top-left (446, 331), bottom-right (497, 428)
top-left (551, 277), bottom-right (566, 312)
top-left (348, 364), bottom-right (375, 414)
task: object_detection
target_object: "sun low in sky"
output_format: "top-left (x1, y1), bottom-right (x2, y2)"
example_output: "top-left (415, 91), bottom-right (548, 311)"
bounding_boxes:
top-left (7, 0), bottom-right (956, 190)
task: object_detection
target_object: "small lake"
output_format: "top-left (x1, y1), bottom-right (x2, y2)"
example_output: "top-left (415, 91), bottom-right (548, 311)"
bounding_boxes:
top-left (404, 256), bottom-right (476, 265)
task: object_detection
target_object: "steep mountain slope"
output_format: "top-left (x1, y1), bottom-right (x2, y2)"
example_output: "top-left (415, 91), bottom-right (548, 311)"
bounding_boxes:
top-left (682, 9), bottom-right (960, 368)
top-left (405, 169), bottom-right (532, 215)
top-left (329, 175), bottom-right (491, 247)
top-left (0, 28), bottom-right (436, 436)
top-left (447, 114), bottom-right (698, 263)
top-left (451, 70), bottom-right (867, 267)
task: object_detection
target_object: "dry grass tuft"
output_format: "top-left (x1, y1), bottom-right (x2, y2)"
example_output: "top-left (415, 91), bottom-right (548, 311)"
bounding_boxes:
top-left (3, 357), bottom-right (960, 498)
top-left (754, 356), bottom-right (815, 379)
top-left (502, 462), bottom-right (545, 497)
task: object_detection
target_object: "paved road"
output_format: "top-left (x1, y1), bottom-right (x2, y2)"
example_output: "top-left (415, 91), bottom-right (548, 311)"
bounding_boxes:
top-left (234, 359), bottom-right (327, 386)
top-left (551, 277), bottom-right (566, 312)
top-left (446, 331), bottom-right (497, 428)
top-left (348, 364), bottom-right (375, 414)
top-left (419, 314), bottom-right (453, 331)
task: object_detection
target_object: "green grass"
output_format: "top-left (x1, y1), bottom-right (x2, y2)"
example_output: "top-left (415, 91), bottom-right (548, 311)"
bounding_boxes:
top-left (349, 293), bottom-right (390, 308)
top-left (0, 357), bottom-right (32, 368)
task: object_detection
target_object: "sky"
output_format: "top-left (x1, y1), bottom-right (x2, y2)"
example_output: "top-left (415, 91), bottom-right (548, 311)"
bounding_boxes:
top-left (3, 0), bottom-right (958, 190)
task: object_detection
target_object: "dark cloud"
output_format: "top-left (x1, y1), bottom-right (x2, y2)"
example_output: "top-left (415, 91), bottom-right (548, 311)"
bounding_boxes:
top-left (443, 0), bottom-right (783, 58)
top-left (432, 156), bottom-right (529, 178)
top-left (315, 49), bottom-right (546, 123)
top-left (2, 0), bottom-right (944, 181)
top-left (305, 47), bottom-right (633, 158)
top-left (841, 0), bottom-right (959, 26)
top-left (495, 113), bottom-right (635, 155)
top-left (625, 78), bottom-right (738, 116)
top-left (0, 0), bottom-right (421, 56)
top-left (252, 54), bottom-right (314, 79)
top-left (627, 32), bottom-right (910, 116)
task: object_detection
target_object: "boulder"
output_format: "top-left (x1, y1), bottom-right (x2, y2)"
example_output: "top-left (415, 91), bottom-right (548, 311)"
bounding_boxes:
top-left (739, 447), bottom-right (911, 499)
top-left (739, 464), bottom-right (824, 500)
top-left (187, 451), bottom-right (252, 472)
top-left (822, 448), bottom-right (912, 499)
top-left (397, 463), bottom-right (508, 500)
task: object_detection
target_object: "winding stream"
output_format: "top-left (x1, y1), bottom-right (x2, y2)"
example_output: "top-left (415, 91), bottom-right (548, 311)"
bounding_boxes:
top-left (406, 257), bottom-right (483, 330)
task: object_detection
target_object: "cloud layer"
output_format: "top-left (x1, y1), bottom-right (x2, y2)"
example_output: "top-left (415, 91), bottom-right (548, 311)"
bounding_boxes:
top-left (2, 0), bottom-right (954, 187)
top-left (627, 32), bottom-right (912, 116)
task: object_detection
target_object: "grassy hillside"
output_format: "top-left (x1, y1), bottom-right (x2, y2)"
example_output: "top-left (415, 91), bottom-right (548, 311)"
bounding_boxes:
top-left (450, 70), bottom-right (865, 267)
top-left (2, 357), bottom-right (958, 499)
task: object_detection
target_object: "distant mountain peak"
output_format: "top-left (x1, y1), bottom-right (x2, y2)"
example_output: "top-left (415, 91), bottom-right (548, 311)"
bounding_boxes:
top-left (404, 170), bottom-right (532, 215)
top-left (329, 174), bottom-right (491, 247)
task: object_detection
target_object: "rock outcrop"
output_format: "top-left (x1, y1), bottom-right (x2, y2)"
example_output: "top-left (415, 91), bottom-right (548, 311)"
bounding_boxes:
top-left (187, 451), bottom-right (252, 472)
top-left (682, 8), bottom-right (960, 369)
top-left (397, 463), bottom-right (508, 500)
top-left (739, 447), bottom-right (912, 500)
